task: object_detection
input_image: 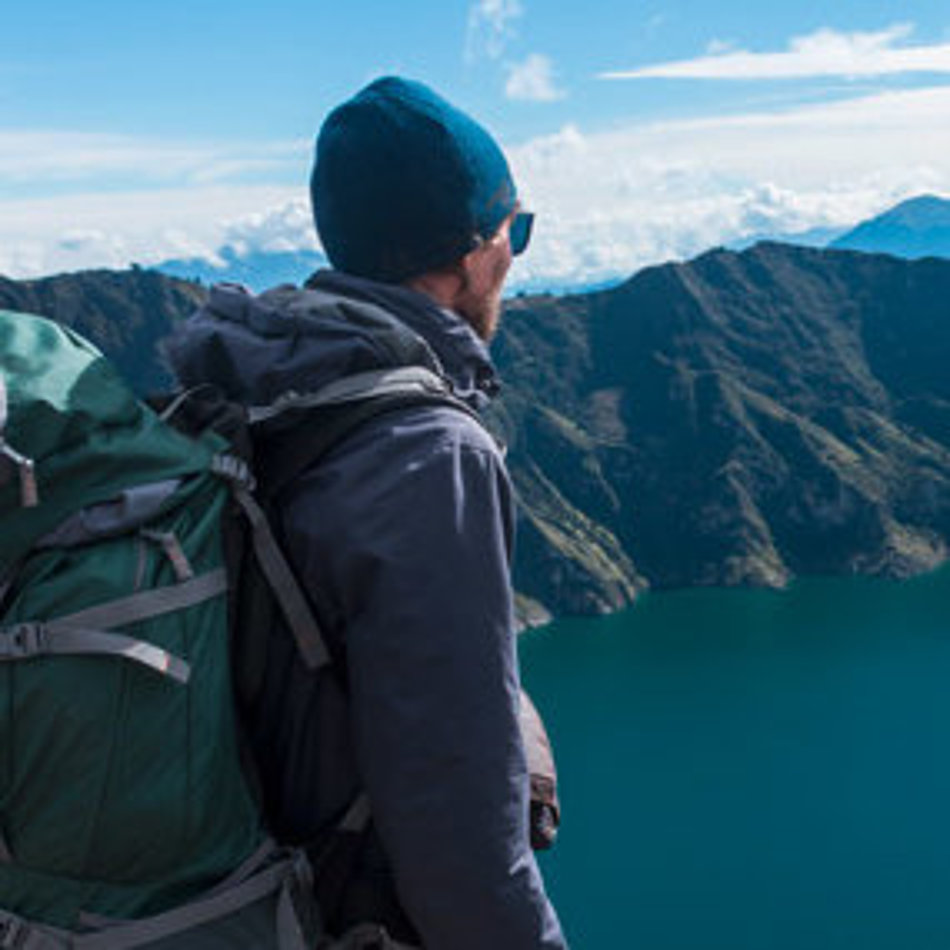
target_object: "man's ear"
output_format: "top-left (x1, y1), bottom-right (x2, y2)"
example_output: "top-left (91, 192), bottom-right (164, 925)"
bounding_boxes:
top-left (404, 259), bottom-right (468, 309)
top-left (453, 254), bottom-right (474, 295)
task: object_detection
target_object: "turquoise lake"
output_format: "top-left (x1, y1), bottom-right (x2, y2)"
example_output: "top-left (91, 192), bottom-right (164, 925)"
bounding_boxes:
top-left (519, 567), bottom-right (950, 949)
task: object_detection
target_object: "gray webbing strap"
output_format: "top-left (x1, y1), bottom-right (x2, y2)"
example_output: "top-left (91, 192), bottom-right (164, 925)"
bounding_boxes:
top-left (0, 909), bottom-right (67, 950)
top-left (0, 438), bottom-right (38, 509)
top-left (248, 366), bottom-right (451, 425)
top-left (0, 570), bottom-right (227, 683)
top-left (201, 837), bottom-right (280, 899)
top-left (139, 530), bottom-right (194, 583)
top-left (157, 387), bottom-right (201, 424)
top-left (72, 855), bottom-right (309, 950)
top-left (1, 375), bottom-right (37, 508)
top-left (277, 882), bottom-right (307, 950)
top-left (47, 569), bottom-right (226, 633)
top-left (232, 487), bottom-right (330, 671)
top-left (75, 839), bottom-right (284, 931)
top-left (0, 372), bottom-right (38, 509)
top-left (0, 625), bottom-right (190, 684)
top-left (338, 793), bottom-right (372, 834)
top-left (36, 482), bottom-right (181, 551)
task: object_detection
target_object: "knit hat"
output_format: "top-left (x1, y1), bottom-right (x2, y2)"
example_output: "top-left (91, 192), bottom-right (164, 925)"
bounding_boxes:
top-left (311, 76), bottom-right (518, 283)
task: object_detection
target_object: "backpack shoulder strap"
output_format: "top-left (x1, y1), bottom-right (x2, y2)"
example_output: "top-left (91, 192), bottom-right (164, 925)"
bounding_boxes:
top-left (247, 365), bottom-right (475, 428)
top-left (253, 366), bottom-right (483, 501)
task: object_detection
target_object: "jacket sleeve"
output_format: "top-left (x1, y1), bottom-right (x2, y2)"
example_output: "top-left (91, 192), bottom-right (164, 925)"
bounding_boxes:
top-left (281, 408), bottom-right (567, 950)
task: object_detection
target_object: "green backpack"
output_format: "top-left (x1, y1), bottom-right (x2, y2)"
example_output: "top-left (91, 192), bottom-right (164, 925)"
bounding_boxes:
top-left (0, 305), bottom-right (560, 950)
top-left (0, 310), bottom-right (325, 949)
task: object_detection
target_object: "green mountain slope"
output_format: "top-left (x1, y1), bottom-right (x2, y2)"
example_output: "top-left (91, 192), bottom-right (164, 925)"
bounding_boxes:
top-left (496, 242), bottom-right (950, 615)
top-left (5, 243), bottom-right (950, 619)
top-left (0, 268), bottom-right (205, 394)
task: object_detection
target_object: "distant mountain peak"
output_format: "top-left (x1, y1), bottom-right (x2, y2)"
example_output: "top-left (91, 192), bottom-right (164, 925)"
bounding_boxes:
top-left (155, 244), bottom-right (326, 292)
top-left (830, 194), bottom-right (950, 260)
top-left (869, 194), bottom-right (950, 223)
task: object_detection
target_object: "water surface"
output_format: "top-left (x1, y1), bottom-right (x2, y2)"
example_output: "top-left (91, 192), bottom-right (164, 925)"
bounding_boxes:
top-left (520, 569), bottom-right (950, 949)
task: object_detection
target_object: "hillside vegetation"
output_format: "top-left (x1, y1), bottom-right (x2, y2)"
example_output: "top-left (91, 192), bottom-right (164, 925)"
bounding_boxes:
top-left (495, 243), bottom-right (950, 614)
top-left (4, 243), bottom-right (950, 619)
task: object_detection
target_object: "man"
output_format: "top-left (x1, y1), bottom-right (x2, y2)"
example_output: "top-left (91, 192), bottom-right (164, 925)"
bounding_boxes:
top-left (169, 76), bottom-right (566, 949)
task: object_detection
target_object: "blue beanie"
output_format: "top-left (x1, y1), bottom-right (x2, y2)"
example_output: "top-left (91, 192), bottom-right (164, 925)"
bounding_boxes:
top-left (311, 77), bottom-right (518, 283)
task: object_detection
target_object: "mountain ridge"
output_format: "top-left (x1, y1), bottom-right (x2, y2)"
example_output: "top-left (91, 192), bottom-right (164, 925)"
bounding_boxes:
top-left (0, 267), bottom-right (204, 393)
top-left (495, 242), bottom-right (950, 613)
top-left (4, 242), bottom-right (950, 619)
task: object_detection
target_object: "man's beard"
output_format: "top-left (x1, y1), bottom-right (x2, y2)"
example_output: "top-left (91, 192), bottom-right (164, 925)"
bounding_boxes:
top-left (457, 289), bottom-right (503, 341)
top-left (454, 256), bottom-right (508, 341)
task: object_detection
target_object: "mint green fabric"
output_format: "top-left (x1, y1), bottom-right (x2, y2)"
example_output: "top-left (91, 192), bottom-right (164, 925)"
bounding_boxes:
top-left (0, 311), bottom-right (219, 574)
top-left (0, 311), bottom-right (264, 930)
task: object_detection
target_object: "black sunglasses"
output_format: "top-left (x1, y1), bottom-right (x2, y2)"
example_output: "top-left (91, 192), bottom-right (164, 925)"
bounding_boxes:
top-left (509, 210), bottom-right (534, 257)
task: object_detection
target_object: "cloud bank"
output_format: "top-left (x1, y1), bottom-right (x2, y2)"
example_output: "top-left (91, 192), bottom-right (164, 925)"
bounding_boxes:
top-left (0, 185), bottom-right (303, 278)
top-left (3, 86), bottom-right (950, 288)
top-left (507, 85), bottom-right (950, 287)
top-left (0, 130), bottom-right (304, 188)
top-left (600, 24), bottom-right (950, 81)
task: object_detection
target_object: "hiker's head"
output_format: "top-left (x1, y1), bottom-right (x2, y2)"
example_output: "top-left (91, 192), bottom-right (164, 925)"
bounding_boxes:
top-left (310, 76), bottom-right (532, 339)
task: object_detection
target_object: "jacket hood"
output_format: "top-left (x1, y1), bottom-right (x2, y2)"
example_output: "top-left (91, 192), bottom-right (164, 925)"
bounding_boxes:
top-left (166, 270), bottom-right (499, 411)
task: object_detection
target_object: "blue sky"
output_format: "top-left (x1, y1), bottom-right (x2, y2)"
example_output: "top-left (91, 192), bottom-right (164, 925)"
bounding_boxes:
top-left (3, 0), bottom-right (950, 284)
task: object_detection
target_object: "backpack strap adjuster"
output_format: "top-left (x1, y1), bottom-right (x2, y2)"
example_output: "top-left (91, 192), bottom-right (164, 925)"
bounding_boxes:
top-left (2, 623), bottom-right (46, 659)
top-left (0, 439), bottom-right (38, 509)
top-left (211, 453), bottom-right (255, 490)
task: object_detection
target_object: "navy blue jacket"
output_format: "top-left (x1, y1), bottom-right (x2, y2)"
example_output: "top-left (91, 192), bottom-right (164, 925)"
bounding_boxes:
top-left (168, 271), bottom-right (566, 949)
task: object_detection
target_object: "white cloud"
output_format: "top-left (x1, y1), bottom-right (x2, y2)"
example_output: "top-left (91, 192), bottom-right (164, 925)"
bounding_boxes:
top-left (217, 200), bottom-right (319, 257)
top-left (707, 39), bottom-right (737, 56)
top-left (0, 128), bottom-right (312, 277)
top-left (600, 23), bottom-right (950, 81)
top-left (505, 54), bottom-right (566, 102)
top-left (466, 0), bottom-right (523, 62)
top-left (4, 86), bottom-right (950, 289)
top-left (0, 129), bottom-right (305, 186)
top-left (0, 185), bottom-right (302, 278)
top-left (506, 85), bottom-right (950, 288)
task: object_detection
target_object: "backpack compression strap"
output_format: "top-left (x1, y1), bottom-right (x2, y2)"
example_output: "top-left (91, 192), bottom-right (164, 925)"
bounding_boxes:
top-left (0, 842), bottom-right (312, 949)
top-left (0, 569), bottom-right (228, 683)
top-left (210, 365), bottom-right (483, 672)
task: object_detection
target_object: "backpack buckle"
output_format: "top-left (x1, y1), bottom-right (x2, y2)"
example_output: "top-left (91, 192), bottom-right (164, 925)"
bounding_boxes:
top-left (5, 623), bottom-right (46, 658)
top-left (211, 453), bottom-right (256, 491)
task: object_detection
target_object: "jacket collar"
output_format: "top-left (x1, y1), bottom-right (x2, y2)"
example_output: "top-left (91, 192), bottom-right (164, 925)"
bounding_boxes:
top-left (305, 270), bottom-right (500, 410)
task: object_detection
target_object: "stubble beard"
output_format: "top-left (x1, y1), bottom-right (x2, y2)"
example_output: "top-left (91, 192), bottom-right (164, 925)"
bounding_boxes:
top-left (455, 251), bottom-right (509, 341)
top-left (458, 288), bottom-right (503, 341)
